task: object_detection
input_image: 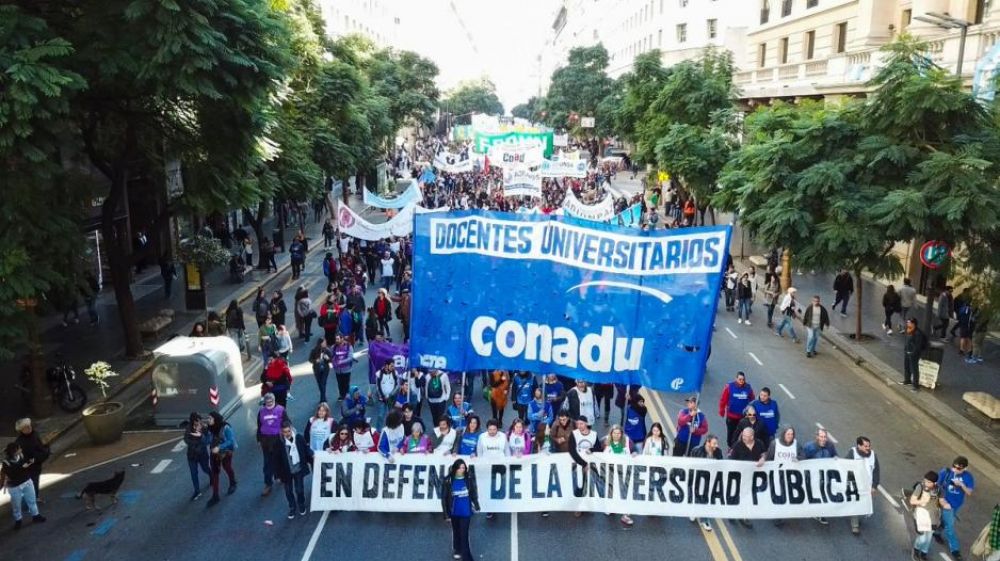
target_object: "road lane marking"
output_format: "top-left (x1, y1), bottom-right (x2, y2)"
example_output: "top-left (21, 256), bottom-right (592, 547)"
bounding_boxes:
top-left (748, 352), bottom-right (763, 366)
top-left (716, 519), bottom-right (746, 561)
top-left (301, 510), bottom-right (329, 561)
top-left (91, 518), bottom-right (117, 536)
top-left (815, 423), bottom-right (838, 444)
top-left (699, 521), bottom-right (731, 561)
top-left (877, 485), bottom-right (900, 509)
top-left (150, 459), bottom-right (172, 474)
top-left (511, 512), bottom-right (519, 561)
top-left (725, 327), bottom-right (738, 339)
top-left (777, 383), bottom-right (796, 400)
top-left (939, 553), bottom-right (953, 561)
top-left (64, 550), bottom-right (87, 561)
top-left (171, 441), bottom-right (186, 453)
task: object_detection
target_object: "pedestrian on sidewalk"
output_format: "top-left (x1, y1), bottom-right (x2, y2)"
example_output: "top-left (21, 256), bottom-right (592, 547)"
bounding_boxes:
top-left (82, 271), bottom-right (100, 325)
top-left (184, 413), bottom-right (212, 501)
top-left (256, 393), bottom-right (288, 498)
top-left (950, 288), bottom-right (972, 340)
top-left (159, 256), bottom-right (177, 300)
top-left (832, 269), bottom-right (854, 317)
top-left (14, 418), bottom-right (48, 503)
top-left (763, 274), bottom-right (781, 328)
top-left (802, 295), bottom-right (830, 358)
top-left (775, 287), bottom-right (800, 343)
top-left (275, 421), bottom-right (313, 518)
top-left (441, 458), bottom-right (480, 561)
top-left (1, 442), bottom-right (46, 529)
top-left (718, 372), bottom-right (755, 448)
top-left (935, 456), bottom-right (975, 560)
top-left (243, 237), bottom-right (254, 268)
top-left (206, 311), bottom-right (225, 336)
top-left (289, 236), bottom-right (306, 280)
top-left (224, 300), bottom-right (246, 352)
top-left (883, 285), bottom-right (902, 335)
top-left (902, 318), bottom-right (929, 391)
top-left (969, 309), bottom-right (990, 364)
top-left (206, 411), bottom-right (237, 507)
top-left (261, 237), bottom-right (277, 272)
top-left (736, 273), bottom-right (753, 325)
top-left (899, 278), bottom-right (917, 329)
top-left (845, 436), bottom-right (880, 536)
top-left (935, 286), bottom-right (954, 339)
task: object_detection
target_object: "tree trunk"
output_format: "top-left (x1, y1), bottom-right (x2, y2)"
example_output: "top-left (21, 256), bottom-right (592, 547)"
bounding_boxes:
top-left (855, 268), bottom-right (864, 341)
top-left (102, 180), bottom-right (143, 358)
top-left (341, 175), bottom-right (350, 205)
top-left (244, 201), bottom-right (267, 270)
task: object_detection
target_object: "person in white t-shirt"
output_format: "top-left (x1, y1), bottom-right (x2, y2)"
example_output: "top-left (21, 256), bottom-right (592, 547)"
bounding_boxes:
top-left (476, 419), bottom-right (509, 519)
top-left (379, 252), bottom-right (395, 290)
top-left (765, 425), bottom-right (802, 528)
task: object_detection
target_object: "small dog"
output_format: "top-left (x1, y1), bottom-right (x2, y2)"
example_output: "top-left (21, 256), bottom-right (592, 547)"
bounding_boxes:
top-left (77, 470), bottom-right (125, 510)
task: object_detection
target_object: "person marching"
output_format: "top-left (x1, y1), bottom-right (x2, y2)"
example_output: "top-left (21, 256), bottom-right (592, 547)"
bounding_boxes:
top-left (441, 459), bottom-right (480, 561)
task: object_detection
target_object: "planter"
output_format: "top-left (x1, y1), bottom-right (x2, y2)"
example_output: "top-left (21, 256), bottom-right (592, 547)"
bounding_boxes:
top-left (82, 402), bottom-right (126, 445)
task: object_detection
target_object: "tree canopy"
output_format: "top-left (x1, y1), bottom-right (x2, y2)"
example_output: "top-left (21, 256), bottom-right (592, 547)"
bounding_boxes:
top-left (443, 77), bottom-right (504, 117)
top-left (540, 45), bottom-right (614, 135)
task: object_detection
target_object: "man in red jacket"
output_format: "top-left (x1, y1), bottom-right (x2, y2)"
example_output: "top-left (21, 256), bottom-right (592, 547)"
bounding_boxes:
top-left (718, 371), bottom-right (755, 449)
top-left (261, 353), bottom-right (292, 406)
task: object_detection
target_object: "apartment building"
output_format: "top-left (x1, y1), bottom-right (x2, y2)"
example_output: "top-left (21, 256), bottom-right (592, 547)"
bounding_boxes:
top-left (540, 0), bottom-right (757, 95)
top-left (737, 0), bottom-right (998, 102)
top-left (319, 0), bottom-right (400, 47)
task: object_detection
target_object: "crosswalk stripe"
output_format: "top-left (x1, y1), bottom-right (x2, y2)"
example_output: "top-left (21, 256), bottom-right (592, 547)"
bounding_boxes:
top-left (150, 459), bottom-right (172, 474)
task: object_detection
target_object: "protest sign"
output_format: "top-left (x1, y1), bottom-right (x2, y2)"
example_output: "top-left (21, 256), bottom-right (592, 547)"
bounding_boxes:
top-left (433, 152), bottom-right (474, 173)
top-left (488, 141), bottom-right (544, 169)
top-left (553, 133), bottom-right (568, 147)
top-left (502, 167), bottom-right (542, 197)
top-left (337, 203), bottom-right (445, 241)
top-left (474, 131), bottom-right (554, 158)
top-left (540, 158), bottom-right (588, 178)
top-left (410, 211), bottom-right (731, 392)
top-left (367, 340), bottom-right (410, 384)
top-left (561, 188), bottom-right (616, 222)
top-left (310, 453), bottom-right (873, 519)
top-left (616, 203), bottom-right (643, 228)
top-left (363, 180), bottom-right (422, 209)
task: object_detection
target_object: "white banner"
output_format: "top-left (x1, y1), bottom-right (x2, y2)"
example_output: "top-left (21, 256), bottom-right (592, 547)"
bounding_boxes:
top-left (433, 152), bottom-right (474, 174)
top-left (562, 187), bottom-right (616, 222)
top-left (540, 158), bottom-right (588, 178)
top-left (488, 141), bottom-right (544, 169)
top-left (363, 180), bottom-right (422, 209)
top-left (580, 116), bottom-right (595, 128)
top-left (310, 453), bottom-right (872, 518)
top-left (502, 167), bottom-right (542, 197)
top-left (553, 133), bottom-right (568, 147)
top-left (337, 203), bottom-right (446, 240)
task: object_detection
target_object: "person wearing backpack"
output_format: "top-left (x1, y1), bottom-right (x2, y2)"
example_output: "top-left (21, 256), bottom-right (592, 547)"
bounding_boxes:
top-left (253, 287), bottom-right (269, 328)
top-left (426, 370), bottom-right (451, 424)
top-left (289, 236), bottom-right (306, 280)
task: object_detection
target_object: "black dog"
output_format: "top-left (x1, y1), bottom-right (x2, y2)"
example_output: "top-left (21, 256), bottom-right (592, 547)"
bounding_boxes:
top-left (77, 470), bottom-right (125, 510)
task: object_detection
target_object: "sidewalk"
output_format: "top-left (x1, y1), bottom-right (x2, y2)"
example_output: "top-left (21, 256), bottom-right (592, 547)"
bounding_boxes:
top-left (0, 204), bottom-right (335, 452)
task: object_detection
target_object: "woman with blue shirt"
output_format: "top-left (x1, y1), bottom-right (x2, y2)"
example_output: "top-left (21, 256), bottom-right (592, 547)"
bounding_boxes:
top-left (454, 416), bottom-right (482, 456)
top-left (441, 459), bottom-right (479, 561)
top-left (526, 388), bottom-right (552, 434)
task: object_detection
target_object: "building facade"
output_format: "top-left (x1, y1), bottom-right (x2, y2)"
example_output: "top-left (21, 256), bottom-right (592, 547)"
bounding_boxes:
top-left (736, 0), bottom-right (998, 102)
top-left (318, 0), bottom-right (400, 47)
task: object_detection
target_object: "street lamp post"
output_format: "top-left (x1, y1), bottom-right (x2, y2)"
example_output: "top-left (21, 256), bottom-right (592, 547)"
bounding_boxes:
top-left (914, 11), bottom-right (971, 76)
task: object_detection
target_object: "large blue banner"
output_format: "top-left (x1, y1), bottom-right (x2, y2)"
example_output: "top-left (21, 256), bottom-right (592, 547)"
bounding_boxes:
top-left (409, 211), bottom-right (731, 392)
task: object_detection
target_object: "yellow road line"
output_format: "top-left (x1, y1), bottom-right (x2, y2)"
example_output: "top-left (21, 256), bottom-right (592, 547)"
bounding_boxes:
top-left (640, 388), bottom-right (729, 561)
top-left (715, 519), bottom-right (746, 561)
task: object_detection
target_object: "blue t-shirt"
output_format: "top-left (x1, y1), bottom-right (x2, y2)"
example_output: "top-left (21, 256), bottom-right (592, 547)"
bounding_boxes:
top-left (938, 468), bottom-right (974, 512)
top-left (457, 430), bottom-right (480, 455)
top-left (447, 403), bottom-right (471, 430)
top-left (450, 476), bottom-right (472, 518)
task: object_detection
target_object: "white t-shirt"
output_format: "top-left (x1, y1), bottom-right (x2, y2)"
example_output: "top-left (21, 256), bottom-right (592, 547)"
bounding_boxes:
top-left (338, 237), bottom-right (350, 253)
top-left (389, 240), bottom-right (401, 254)
top-left (508, 432), bottom-right (528, 455)
top-left (381, 257), bottom-right (395, 277)
top-left (773, 439), bottom-right (799, 463)
top-left (573, 429), bottom-right (598, 454)
top-left (433, 427), bottom-right (457, 454)
top-left (477, 432), bottom-right (509, 458)
top-left (576, 389), bottom-right (595, 425)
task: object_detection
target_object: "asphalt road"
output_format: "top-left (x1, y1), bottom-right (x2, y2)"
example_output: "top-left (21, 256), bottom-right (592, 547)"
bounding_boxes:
top-left (2, 185), bottom-right (997, 561)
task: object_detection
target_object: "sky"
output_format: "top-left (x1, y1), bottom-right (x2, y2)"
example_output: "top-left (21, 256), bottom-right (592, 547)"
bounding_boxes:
top-left (396, 0), bottom-right (560, 112)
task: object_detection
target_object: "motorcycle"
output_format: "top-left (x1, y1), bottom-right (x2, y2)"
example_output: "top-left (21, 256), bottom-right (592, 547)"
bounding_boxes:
top-left (43, 362), bottom-right (88, 412)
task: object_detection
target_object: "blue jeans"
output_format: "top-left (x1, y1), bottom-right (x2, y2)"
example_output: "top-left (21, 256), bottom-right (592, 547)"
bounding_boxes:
top-left (8, 480), bottom-right (39, 521)
top-left (914, 531), bottom-right (933, 554)
top-left (380, 276), bottom-right (393, 290)
top-left (737, 299), bottom-right (751, 321)
top-left (313, 362), bottom-right (330, 404)
top-left (188, 454), bottom-right (211, 494)
top-left (776, 316), bottom-right (798, 341)
top-left (938, 508), bottom-right (960, 552)
top-left (283, 470), bottom-right (307, 511)
top-left (806, 327), bottom-right (820, 354)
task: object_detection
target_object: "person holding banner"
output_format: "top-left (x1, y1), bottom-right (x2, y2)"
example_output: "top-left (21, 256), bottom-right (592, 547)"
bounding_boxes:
top-left (730, 427), bottom-right (767, 529)
top-left (377, 410), bottom-right (405, 459)
top-left (507, 419), bottom-right (533, 457)
top-left (432, 417), bottom-right (458, 455)
top-left (447, 393), bottom-right (474, 431)
top-left (440, 459), bottom-right (480, 561)
top-left (688, 435), bottom-right (724, 532)
top-left (568, 416), bottom-right (602, 518)
top-left (453, 416), bottom-right (482, 456)
top-left (641, 423), bottom-right (669, 456)
top-left (326, 426), bottom-right (355, 453)
top-left (303, 403), bottom-right (335, 453)
top-left (674, 396), bottom-right (708, 457)
top-left (603, 425), bottom-right (637, 526)
top-left (398, 420), bottom-right (431, 454)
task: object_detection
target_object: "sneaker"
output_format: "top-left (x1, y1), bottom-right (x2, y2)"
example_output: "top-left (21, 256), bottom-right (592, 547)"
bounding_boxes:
top-left (191, 491), bottom-right (203, 501)
top-left (851, 525), bottom-right (860, 535)
top-left (887, 329), bottom-right (893, 335)
top-left (965, 357), bottom-right (977, 364)
top-left (737, 319), bottom-right (743, 324)
top-left (620, 514), bottom-right (634, 526)
top-left (745, 320), bottom-right (751, 326)
top-left (13, 519), bottom-right (22, 530)
top-left (840, 313), bottom-right (847, 318)
top-left (700, 521), bottom-right (713, 532)
top-left (911, 549), bottom-right (921, 561)
top-left (207, 495), bottom-right (220, 507)
top-left (287, 509), bottom-right (296, 520)
top-left (952, 551), bottom-right (962, 561)
top-left (975, 356), bottom-right (984, 364)
top-left (541, 512), bottom-right (549, 517)
top-left (299, 505), bottom-right (307, 516)
top-left (689, 516), bottom-right (696, 522)
top-left (815, 517), bottom-right (829, 525)
top-left (32, 515), bottom-right (45, 523)
top-left (909, 387), bottom-right (919, 393)
top-left (453, 555), bottom-right (462, 560)
top-left (486, 513), bottom-right (494, 519)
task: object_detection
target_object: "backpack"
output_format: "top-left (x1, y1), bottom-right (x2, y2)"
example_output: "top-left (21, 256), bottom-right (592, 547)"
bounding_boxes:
top-left (427, 376), bottom-right (443, 400)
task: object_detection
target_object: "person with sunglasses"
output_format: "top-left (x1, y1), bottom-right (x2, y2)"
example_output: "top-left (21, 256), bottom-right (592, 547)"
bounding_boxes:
top-left (935, 456), bottom-right (975, 560)
top-left (733, 405), bottom-right (769, 448)
top-left (327, 427), bottom-right (355, 452)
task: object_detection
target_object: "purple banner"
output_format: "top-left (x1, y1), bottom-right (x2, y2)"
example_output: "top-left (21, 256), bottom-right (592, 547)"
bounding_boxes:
top-left (367, 341), bottom-right (410, 384)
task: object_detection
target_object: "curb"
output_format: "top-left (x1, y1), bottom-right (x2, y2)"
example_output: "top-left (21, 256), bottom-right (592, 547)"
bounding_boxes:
top-left (39, 229), bottom-right (326, 452)
top-left (819, 328), bottom-right (1000, 474)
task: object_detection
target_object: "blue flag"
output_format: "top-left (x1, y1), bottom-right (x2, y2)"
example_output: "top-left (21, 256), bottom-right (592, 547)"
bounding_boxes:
top-left (409, 211), bottom-right (731, 393)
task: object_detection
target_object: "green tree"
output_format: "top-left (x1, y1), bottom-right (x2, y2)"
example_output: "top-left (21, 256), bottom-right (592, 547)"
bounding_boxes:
top-left (541, 45), bottom-right (613, 136)
top-left (615, 50), bottom-right (671, 163)
top-left (442, 77), bottom-right (504, 117)
top-left (511, 96), bottom-right (542, 121)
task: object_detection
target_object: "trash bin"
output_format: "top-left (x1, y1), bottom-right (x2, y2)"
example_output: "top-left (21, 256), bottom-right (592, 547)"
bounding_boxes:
top-left (150, 336), bottom-right (246, 427)
top-left (272, 227), bottom-right (284, 253)
top-left (918, 341), bottom-right (945, 390)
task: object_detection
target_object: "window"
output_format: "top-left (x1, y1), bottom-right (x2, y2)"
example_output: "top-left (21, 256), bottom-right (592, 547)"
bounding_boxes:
top-left (679, 0), bottom-right (688, 7)
top-left (804, 30), bottom-right (815, 60)
top-left (758, 43), bottom-right (767, 68)
top-left (781, 0), bottom-right (792, 17)
top-left (676, 23), bottom-right (687, 43)
top-left (835, 22), bottom-right (847, 53)
top-left (707, 19), bottom-right (717, 39)
top-left (761, 0), bottom-right (770, 24)
top-left (780, 37), bottom-right (789, 63)
top-left (975, 0), bottom-right (987, 24)
top-left (901, 9), bottom-right (912, 30)
top-left (593, 29), bottom-right (599, 40)
top-left (806, 0), bottom-right (818, 7)
top-left (658, 29), bottom-right (663, 46)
